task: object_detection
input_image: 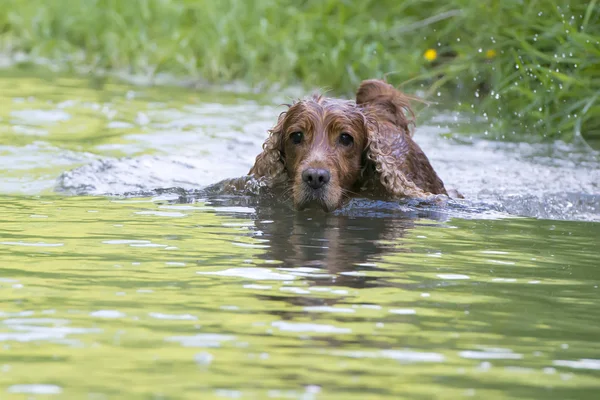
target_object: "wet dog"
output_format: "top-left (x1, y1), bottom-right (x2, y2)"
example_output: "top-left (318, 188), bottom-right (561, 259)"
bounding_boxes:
top-left (249, 79), bottom-right (448, 212)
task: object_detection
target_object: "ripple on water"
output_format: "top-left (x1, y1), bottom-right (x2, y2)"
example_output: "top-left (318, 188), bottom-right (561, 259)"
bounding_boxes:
top-left (7, 384), bottom-right (63, 395)
top-left (148, 313), bottom-right (197, 321)
top-left (381, 350), bottom-right (446, 363)
top-left (280, 287), bottom-right (310, 295)
top-left (89, 310), bottom-right (126, 319)
top-left (335, 350), bottom-right (445, 363)
top-left (0, 318), bottom-right (101, 343)
top-left (303, 306), bottom-right (355, 314)
top-left (271, 321), bottom-right (351, 334)
top-left (197, 267), bottom-right (296, 281)
top-left (11, 109), bottom-right (71, 124)
top-left (129, 243), bottom-right (168, 248)
top-left (134, 211), bottom-right (187, 217)
top-left (437, 274), bottom-right (470, 280)
top-left (102, 240), bottom-right (151, 245)
top-left (277, 267), bottom-right (333, 279)
top-left (231, 242), bottom-right (270, 249)
top-left (459, 350), bottom-right (524, 360)
top-left (194, 352), bottom-right (214, 366)
top-left (389, 309), bottom-right (417, 315)
top-left (165, 334), bottom-right (236, 348)
top-left (243, 284), bottom-right (272, 290)
top-left (0, 241), bottom-right (64, 247)
top-left (553, 359), bottom-right (600, 370)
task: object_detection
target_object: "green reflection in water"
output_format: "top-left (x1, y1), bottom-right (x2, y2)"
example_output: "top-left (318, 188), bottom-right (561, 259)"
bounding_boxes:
top-left (0, 195), bottom-right (599, 399)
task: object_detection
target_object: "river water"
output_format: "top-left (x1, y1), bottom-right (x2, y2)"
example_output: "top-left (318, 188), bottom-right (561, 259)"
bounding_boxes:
top-left (1, 69), bottom-right (599, 399)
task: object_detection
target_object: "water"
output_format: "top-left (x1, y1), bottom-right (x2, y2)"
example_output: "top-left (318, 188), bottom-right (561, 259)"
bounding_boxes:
top-left (1, 69), bottom-right (600, 399)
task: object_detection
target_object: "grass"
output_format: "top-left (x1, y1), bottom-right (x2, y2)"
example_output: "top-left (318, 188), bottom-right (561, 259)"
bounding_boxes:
top-left (0, 0), bottom-right (598, 145)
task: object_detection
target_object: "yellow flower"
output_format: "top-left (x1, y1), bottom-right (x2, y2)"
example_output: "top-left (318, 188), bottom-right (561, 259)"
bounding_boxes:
top-left (424, 49), bottom-right (437, 62)
top-left (486, 49), bottom-right (497, 59)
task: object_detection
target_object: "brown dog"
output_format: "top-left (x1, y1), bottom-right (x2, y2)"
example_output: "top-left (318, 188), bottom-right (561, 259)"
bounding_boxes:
top-left (249, 79), bottom-right (447, 212)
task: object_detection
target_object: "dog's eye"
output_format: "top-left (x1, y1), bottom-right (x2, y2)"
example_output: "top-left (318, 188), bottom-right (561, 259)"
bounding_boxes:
top-left (290, 131), bottom-right (303, 144)
top-left (339, 133), bottom-right (354, 146)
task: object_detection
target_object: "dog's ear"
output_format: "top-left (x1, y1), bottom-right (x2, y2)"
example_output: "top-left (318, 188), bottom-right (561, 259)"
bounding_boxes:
top-left (362, 112), bottom-right (431, 199)
top-left (249, 111), bottom-right (287, 182)
top-left (356, 79), bottom-right (416, 137)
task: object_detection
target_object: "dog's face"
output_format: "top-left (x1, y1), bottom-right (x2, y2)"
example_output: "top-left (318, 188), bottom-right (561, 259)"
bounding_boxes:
top-left (278, 97), bottom-right (369, 212)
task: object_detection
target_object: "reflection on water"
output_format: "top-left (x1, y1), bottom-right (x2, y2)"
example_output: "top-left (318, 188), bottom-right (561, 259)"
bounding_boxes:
top-left (1, 69), bottom-right (600, 398)
top-left (1, 193), bottom-right (599, 399)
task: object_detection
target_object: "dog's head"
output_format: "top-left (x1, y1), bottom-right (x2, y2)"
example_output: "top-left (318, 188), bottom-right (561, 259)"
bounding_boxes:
top-left (249, 80), bottom-right (428, 212)
top-left (251, 95), bottom-right (370, 211)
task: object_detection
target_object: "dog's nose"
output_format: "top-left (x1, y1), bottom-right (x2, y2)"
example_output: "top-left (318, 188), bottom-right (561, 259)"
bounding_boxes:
top-left (302, 168), bottom-right (331, 189)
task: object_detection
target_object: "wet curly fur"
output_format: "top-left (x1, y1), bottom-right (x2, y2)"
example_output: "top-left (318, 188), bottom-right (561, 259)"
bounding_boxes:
top-left (249, 79), bottom-right (447, 211)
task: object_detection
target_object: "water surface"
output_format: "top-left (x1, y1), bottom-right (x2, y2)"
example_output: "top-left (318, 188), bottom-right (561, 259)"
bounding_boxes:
top-left (0, 69), bottom-right (599, 399)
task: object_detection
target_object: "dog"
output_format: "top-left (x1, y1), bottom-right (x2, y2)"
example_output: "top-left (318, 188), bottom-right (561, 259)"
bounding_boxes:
top-left (248, 79), bottom-right (449, 212)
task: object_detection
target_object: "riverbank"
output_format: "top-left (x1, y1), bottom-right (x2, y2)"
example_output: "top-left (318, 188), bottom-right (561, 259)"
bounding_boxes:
top-left (1, 0), bottom-right (598, 145)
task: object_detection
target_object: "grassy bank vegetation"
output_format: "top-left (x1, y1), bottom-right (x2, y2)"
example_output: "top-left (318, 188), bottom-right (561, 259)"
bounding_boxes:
top-left (0, 0), bottom-right (598, 144)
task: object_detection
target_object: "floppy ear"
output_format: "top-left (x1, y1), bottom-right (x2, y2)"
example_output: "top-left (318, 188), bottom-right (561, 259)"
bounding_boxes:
top-left (249, 111), bottom-right (287, 183)
top-left (356, 79), bottom-right (416, 137)
top-left (363, 115), bottom-right (431, 199)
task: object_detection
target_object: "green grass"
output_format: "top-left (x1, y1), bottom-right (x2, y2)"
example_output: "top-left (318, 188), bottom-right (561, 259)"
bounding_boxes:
top-left (0, 0), bottom-right (598, 145)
